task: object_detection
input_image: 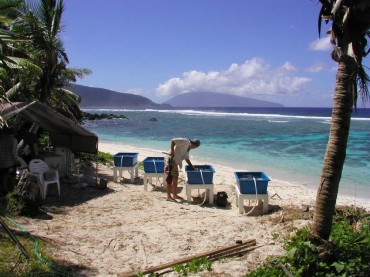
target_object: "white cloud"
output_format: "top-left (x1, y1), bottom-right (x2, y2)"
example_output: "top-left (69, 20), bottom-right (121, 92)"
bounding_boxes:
top-left (156, 58), bottom-right (311, 98)
top-left (309, 36), bottom-right (331, 51)
top-left (306, 62), bottom-right (326, 73)
top-left (280, 62), bottom-right (297, 72)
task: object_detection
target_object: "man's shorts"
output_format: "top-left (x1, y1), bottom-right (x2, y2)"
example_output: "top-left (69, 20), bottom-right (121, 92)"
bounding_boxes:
top-left (169, 159), bottom-right (179, 178)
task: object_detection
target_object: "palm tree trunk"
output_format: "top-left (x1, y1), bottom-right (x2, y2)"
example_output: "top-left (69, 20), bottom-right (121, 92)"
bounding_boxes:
top-left (311, 56), bottom-right (356, 240)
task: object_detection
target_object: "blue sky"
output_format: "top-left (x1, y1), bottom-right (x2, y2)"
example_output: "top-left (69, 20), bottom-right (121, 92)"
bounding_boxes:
top-left (61, 0), bottom-right (349, 107)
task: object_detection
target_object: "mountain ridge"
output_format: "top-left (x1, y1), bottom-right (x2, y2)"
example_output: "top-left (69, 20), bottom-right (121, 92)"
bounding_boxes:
top-left (70, 84), bottom-right (283, 108)
top-left (69, 84), bottom-right (170, 109)
top-left (164, 91), bottom-right (284, 107)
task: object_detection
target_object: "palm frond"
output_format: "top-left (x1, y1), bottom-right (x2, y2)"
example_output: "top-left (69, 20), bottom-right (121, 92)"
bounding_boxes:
top-left (357, 66), bottom-right (370, 102)
top-left (7, 56), bottom-right (42, 71)
top-left (318, 0), bottom-right (370, 107)
top-left (67, 68), bottom-right (92, 80)
top-left (318, 0), bottom-right (332, 37)
top-left (4, 81), bottom-right (20, 100)
top-left (0, 0), bottom-right (22, 11)
top-left (52, 0), bottom-right (64, 37)
top-left (1, 0), bottom-right (90, 122)
top-left (332, 0), bottom-right (343, 20)
top-left (51, 87), bottom-right (82, 122)
top-left (0, 116), bottom-right (7, 128)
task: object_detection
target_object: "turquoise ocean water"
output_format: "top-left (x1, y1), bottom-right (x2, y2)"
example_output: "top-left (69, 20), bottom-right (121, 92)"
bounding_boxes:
top-left (82, 107), bottom-right (370, 200)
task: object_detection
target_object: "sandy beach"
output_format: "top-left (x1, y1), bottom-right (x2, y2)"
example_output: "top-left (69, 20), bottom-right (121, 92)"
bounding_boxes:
top-left (14, 141), bottom-right (370, 276)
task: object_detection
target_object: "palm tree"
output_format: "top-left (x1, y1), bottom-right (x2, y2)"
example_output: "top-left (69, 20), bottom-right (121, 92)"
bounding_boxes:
top-left (0, 0), bottom-right (25, 100)
top-left (311, 0), bottom-right (370, 240)
top-left (0, 0), bottom-right (28, 128)
top-left (16, 0), bottom-right (90, 121)
top-left (1, 0), bottom-right (90, 122)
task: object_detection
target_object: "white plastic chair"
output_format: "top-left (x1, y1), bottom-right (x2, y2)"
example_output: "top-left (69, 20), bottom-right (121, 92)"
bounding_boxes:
top-left (29, 159), bottom-right (60, 199)
top-left (70, 158), bottom-right (84, 184)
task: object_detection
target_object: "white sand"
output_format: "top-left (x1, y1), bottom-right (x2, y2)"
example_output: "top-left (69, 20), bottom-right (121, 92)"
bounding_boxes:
top-left (14, 141), bottom-right (370, 277)
top-left (98, 142), bottom-right (370, 210)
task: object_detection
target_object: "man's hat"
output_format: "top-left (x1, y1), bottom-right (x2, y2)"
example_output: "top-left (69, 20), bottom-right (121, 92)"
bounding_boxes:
top-left (190, 139), bottom-right (200, 147)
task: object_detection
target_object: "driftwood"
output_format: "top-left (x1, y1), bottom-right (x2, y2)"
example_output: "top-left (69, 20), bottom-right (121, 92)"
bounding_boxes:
top-left (209, 242), bottom-right (275, 261)
top-left (119, 238), bottom-right (256, 277)
top-left (208, 240), bottom-right (255, 259)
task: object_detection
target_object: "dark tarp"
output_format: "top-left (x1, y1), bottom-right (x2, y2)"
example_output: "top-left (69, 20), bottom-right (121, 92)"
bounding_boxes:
top-left (1, 101), bottom-right (98, 154)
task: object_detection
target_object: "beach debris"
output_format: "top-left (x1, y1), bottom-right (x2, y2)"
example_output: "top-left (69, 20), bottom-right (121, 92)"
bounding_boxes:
top-left (270, 192), bottom-right (282, 199)
top-left (353, 221), bottom-right (363, 233)
top-left (119, 238), bottom-right (258, 276)
top-left (301, 204), bottom-right (311, 212)
top-left (279, 213), bottom-right (285, 223)
top-left (280, 263), bottom-right (294, 277)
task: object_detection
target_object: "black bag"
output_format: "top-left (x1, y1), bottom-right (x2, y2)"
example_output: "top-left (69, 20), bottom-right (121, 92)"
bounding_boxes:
top-left (216, 191), bottom-right (228, 207)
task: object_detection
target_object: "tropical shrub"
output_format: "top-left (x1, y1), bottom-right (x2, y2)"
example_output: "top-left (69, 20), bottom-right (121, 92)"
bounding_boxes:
top-left (247, 207), bottom-right (370, 276)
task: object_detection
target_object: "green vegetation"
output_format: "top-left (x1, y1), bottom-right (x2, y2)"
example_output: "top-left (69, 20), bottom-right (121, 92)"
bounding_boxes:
top-left (0, 0), bottom-right (90, 125)
top-left (96, 151), bottom-right (114, 165)
top-left (79, 151), bottom-right (113, 166)
top-left (134, 257), bottom-right (212, 276)
top-left (82, 112), bottom-right (128, 120)
top-left (172, 257), bottom-right (212, 276)
top-left (248, 207), bottom-right (370, 276)
top-left (0, 216), bottom-right (76, 276)
top-left (80, 150), bottom-right (143, 169)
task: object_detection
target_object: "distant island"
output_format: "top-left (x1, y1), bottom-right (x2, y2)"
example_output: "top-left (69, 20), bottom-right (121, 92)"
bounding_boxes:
top-left (164, 91), bottom-right (283, 108)
top-left (69, 84), bottom-right (170, 109)
top-left (70, 84), bottom-right (283, 108)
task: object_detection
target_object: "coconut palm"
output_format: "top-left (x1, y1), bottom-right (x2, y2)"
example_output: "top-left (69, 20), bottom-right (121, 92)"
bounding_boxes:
top-left (1, 0), bottom-right (90, 122)
top-left (311, 0), bottom-right (370, 240)
top-left (0, 0), bottom-right (25, 101)
top-left (0, 0), bottom-right (28, 128)
top-left (15, 0), bottom-right (90, 121)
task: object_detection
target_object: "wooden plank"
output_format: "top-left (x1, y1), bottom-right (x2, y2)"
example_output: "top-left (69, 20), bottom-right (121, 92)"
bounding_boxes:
top-left (119, 238), bottom-right (256, 277)
top-left (208, 240), bottom-right (256, 259)
top-left (209, 242), bottom-right (275, 261)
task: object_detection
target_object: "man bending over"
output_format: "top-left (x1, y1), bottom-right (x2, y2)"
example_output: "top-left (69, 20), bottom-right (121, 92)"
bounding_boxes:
top-left (167, 138), bottom-right (200, 201)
